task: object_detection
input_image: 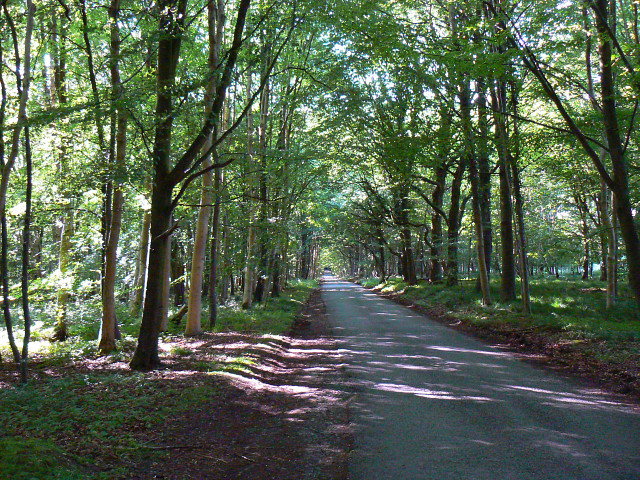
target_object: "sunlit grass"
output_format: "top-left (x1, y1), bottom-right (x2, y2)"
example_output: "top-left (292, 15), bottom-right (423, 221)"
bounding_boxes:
top-left (358, 275), bottom-right (640, 342)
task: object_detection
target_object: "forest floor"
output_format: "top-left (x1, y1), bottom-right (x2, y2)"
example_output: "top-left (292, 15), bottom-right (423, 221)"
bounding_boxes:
top-left (357, 277), bottom-right (640, 403)
top-left (0, 289), bottom-right (352, 479)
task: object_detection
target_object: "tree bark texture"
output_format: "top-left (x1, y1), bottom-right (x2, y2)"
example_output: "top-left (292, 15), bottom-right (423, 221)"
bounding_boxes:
top-left (100, 0), bottom-right (127, 353)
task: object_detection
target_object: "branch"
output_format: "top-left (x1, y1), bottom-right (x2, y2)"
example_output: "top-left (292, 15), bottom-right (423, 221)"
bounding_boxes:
top-left (166, 0), bottom-right (252, 187)
top-left (170, 155), bottom-right (235, 210)
top-left (152, 220), bottom-right (180, 243)
top-left (410, 184), bottom-right (448, 220)
top-left (486, 1), bottom-right (615, 189)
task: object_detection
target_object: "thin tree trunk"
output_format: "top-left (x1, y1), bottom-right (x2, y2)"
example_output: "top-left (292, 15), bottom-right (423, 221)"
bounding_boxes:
top-left (129, 207), bottom-right (151, 315)
top-left (430, 163), bottom-right (446, 283)
top-left (208, 168), bottom-right (222, 326)
top-left (186, 0), bottom-right (225, 335)
top-left (242, 74), bottom-right (256, 309)
top-left (599, 181), bottom-right (616, 307)
top-left (476, 82), bottom-right (492, 289)
top-left (100, 0), bottom-right (127, 353)
top-left (1, 0), bottom-right (35, 364)
top-left (20, 126), bottom-right (33, 382)
top-left (491, 80), bottom-right (516, 301)
top-left (51, 9), bottom-right (72, 342)
top-left (460, 72), bottom-right (491, 305)
top-left (510, 156), bottom-right (531, 314)
top-left (446, 161), bottom-right (465, 286)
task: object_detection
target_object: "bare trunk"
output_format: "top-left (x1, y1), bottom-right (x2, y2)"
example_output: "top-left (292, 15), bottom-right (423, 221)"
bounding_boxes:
top-left (208, 168), bottom-right (222, 327)
top-left (599, 181), bottom-right (617, 308)
top-left (476, 83), bottom-right (492, 289)
top-left (511, 155), bottom-right (531, 314)
top-left (187, 0), bottom-right (225, 335)
top-left (491, 80), bottom-right (516, 301)
top-left (1, 0), bottom-right (35, 366)
top-left (129, 208), bottom-right (151, 315)
top-left (131, 0), bottom-right (251, 369)
top-left (242, 74), bottom-right (256, 309)
top-left (460, 74), bottom-right (491, 305)
top-left (594, 0), bottom-right (640, 306)
top-left (430, 164), bottom-right (446, 282)
top-left (52, 207), bottom-right (73, 341)
top-left (100, 0), bottom-right (127, 353)
top-left (20, 126), bottom-right (33, 382)
top-left (185, 160), bottom-right (212, 335)
top-left (446, 161), bottom-right (465, 286)
top-left (130, 0), bottom-right (187, 370)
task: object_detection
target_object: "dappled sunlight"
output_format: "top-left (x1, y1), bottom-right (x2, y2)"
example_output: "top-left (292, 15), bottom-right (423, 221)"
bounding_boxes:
top-left (321, 277), bottom-right (640, 478)
top-left (220, 371), bottom-right (320, 396)
top-left (426, 345), bottom-right (512, 358)
top-left (374, 382), bottom-right (494, 402)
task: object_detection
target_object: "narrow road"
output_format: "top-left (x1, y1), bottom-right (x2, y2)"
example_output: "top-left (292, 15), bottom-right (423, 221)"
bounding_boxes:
top-left (321, 276), bottom-right (640, 480)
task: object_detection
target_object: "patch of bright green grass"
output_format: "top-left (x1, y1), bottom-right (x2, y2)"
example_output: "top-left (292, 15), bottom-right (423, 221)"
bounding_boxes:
top-left (194, 355), bottom-right (256, 374)
top-left (359, 277), bottom-right (382, 288)
top-left (212, 279), bottom-right (318, 335)
top-left (399, 276), bottom-right (640, 343)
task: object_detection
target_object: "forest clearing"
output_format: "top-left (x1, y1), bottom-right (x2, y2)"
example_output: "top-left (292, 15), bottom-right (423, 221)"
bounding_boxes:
top-left (1, 0), bottom-right (640, 478)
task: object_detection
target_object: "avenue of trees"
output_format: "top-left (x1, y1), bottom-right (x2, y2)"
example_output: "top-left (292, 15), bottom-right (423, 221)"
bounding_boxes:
top-left (1, 0), bottom-right (638, 377)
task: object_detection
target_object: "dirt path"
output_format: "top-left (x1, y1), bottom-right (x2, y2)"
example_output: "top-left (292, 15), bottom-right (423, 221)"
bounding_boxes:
top-left (129, 289), bottom-right (351, 480)
top-left (322, 276), bottom-right (640, 480)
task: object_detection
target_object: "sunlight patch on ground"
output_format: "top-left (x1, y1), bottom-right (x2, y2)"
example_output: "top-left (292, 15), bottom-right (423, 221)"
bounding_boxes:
top-left (374, 382), bottom-right (494, 402)
top-left (426, 345), bottom-right (512, 357)
top-left (220, 371), bottom-right (319, 396)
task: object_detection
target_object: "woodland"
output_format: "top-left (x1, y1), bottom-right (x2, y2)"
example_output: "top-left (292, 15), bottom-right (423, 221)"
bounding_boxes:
top-left (0, 0), bottom-right (640, 475)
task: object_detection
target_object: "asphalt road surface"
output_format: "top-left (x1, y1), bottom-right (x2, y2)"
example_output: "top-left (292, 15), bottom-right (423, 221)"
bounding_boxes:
top-left (321, 275), bottom-right (640, 480)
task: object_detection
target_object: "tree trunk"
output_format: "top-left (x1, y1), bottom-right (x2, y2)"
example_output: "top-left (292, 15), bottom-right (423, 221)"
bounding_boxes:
top-left (208, 168), bottom-right (222, 326)
top-left (598, 181), bottom-right (617, 307)
top-left (219, 212), bottom-right (230, 304)
top-left (51, 9), bottom-right (72, 342)
top-left (130, 184), bottom-right (173, 369)
top-left (430, 163), bottom-right (446, 283)
top-left (593, 0), bottom-right (640, 305)
top-left (445, 161), bottom-right (465, 286)
top-left (491, 80), bottom-right (516, 301)
top-left (186, 0), bottom-right (224, 335)
top-left (130, 0), bottom-right (188, 369)
top-left (254, 42), bottom-right (271, 303)
top-left (52, 207), bottom-right (73, 341)
top-left (476, 82), bottom-right (492, 290)
top-left (130, 0), bottom-right (251, 369)
top-left (100, 0), bottom-right (127, 354)
top-left (20, 125), bottom-right (33, 382)
top-left (510, 155), bottom-right (531, 314)
top-left (499, 158), bottom-right (516, 301)
top-left (129, 207), bottom-right (151, 315)
top-left (242, 74), bottom-right (256, 310)
top-left (460, 73), bottom-right (491, 305)
top-left (1, 0), bottom-right (35, 366)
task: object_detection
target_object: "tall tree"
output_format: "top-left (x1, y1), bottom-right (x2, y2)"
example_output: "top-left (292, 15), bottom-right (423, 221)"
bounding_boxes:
top-left (130, 0), bottom-right (253, 369)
